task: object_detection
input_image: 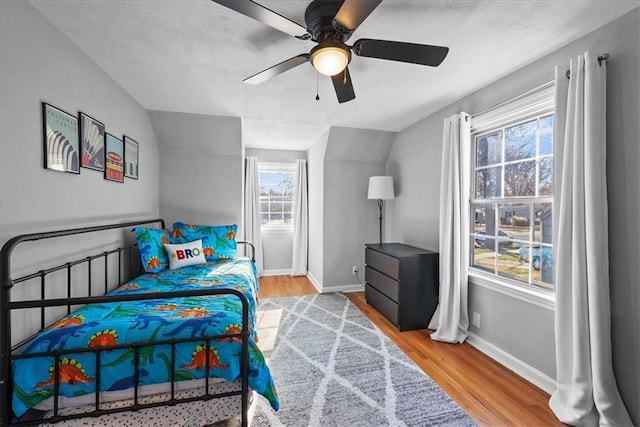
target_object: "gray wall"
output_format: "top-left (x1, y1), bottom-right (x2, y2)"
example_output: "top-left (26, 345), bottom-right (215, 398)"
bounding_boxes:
top-left (148, 110), bottom-right (242, 229)
top-left (314, 126), bottom-right (397, 291)
top-left (386, 9), bottom-right (639, 422)
top-left (245, 148), bottom-right (307, 273)
top-left (0, 1), bottom-right (161, 342)
top-left (307, 131), bottom-right (329, 286)
top-left (0, 0), bottom-right (160, 246)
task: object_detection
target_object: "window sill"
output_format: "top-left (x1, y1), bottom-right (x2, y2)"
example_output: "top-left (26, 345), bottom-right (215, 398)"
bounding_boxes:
top-left (468, 271), bottom-right (555, 311)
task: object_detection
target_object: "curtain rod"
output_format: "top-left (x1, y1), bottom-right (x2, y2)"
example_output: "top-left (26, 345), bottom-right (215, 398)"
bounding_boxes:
top-left (566, 53), bottom-right (609, 79)
top-left (467, 53), bottom-right (610, 121)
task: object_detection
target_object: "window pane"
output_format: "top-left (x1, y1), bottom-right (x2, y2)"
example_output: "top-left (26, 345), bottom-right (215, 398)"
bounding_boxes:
top-left (270, 213), bottom-right (283, 222)
top-left (537, 246), bottom-right (554, 289)
top-left (505, 120), bottom-right (536, 162)
top-left (499, 203), bottom-right (529, 245)
top-left (497, 250), bottom-right (529, 282)
top-left (539, 157), bottom-right (553, 195)
top-left (539, 115), bottom-right (554, 155)
top-left (260, 213), bottom-right (269, 225)
top-left (269, 201), bottom-right (283, 213)
top-left (476, 167), bottom-right (502, 198)
top-left (533, 203), bottom-right (553, 244)
top-left (476, 131), bottom-right (502, 167)
top-left (472, 239), bottom-right (496, 273)
top-left (504, 161), bottom-right (536, 196)
top-left (472, 205), bottom-right (487, 232)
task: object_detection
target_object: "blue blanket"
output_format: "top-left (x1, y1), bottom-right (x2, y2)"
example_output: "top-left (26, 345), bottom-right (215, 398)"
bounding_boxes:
top-left (12, 258), bottom-right (279, 418)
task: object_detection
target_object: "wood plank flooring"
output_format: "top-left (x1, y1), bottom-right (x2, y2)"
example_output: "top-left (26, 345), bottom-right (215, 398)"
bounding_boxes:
top-left (258, 275), bottom-right (562, 426)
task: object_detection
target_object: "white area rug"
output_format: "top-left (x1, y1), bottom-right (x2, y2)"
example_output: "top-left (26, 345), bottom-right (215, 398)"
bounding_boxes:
top-left (248, 293), bottom-right (476, 426)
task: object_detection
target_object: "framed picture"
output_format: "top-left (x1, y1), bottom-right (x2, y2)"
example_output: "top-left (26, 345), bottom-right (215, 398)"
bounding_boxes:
top-left (42, 102), bottom-right (79, 174)
top-left (104, 133), bottom-right (124, 183)
top-left (123, 135), bottom-right (139, 179)
top-left (79, 112), bottom-right (105, 171)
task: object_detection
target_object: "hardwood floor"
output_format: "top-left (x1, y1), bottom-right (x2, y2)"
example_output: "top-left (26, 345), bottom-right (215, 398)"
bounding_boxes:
top-left (258, 275), bottom-right (562, 426)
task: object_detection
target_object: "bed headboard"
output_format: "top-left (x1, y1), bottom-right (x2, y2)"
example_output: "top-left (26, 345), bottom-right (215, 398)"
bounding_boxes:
top-left (0, 218), bottom-right (166, 423)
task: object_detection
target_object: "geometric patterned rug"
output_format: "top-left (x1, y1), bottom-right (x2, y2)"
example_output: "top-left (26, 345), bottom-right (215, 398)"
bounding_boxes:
top-left (249, 293), bottom-right (477, 426)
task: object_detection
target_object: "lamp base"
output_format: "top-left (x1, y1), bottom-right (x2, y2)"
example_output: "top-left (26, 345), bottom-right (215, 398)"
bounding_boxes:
top-left (377, 198), bottom-right (384, 245)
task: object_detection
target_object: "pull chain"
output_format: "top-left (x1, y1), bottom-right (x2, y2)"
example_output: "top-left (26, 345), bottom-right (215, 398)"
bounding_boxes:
top-left (315, 72), bottom-right (320, 101)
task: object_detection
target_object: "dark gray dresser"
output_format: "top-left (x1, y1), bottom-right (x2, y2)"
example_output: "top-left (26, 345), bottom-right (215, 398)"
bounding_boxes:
top-left (364, 243), bottom-right (439, 331)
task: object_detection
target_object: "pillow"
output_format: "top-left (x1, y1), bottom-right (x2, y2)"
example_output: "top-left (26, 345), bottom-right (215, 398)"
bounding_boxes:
top-left (163, 239), bottom-right (207, 270)
top-left (133, 227), bottom-right (173, 272)
top-left (172, 222), bottom-right (238, 261)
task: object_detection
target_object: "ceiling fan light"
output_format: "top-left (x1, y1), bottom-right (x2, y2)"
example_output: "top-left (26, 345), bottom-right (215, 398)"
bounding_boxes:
top-left (311, 46), bottom-right (350, 76)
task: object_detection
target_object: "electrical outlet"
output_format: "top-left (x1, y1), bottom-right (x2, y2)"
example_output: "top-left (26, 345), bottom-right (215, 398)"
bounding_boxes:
top-left (352, 265), bottom-right (358, 275)
top-left (472, 312), bottom-right (481, 328)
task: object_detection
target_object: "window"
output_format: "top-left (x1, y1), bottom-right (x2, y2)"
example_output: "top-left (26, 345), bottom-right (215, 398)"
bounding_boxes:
top-left (469, 85), bottom-right (554, 292)
top-left (259, 163), bottom-right (296, 229)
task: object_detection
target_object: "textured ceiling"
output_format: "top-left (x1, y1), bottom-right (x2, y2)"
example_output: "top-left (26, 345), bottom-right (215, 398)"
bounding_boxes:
top-left (30, 0), bottom-right (639, 150)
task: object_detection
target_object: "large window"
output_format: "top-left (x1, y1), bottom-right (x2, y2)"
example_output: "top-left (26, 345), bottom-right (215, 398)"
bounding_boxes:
top-left (259, 164), bottom-right (296, 229)
top-left (469, 86), bottom-right (554, 292)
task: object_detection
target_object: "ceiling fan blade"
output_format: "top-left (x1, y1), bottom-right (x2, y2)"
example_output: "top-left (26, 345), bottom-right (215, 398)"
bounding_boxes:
top-left (212, 0), bottom-right (309, 39)
top-left (333, 0), bottom-right (382, 32)
top-left (353, 38), bottom-right (449, 67)
top-left (243, 54), bottom-right (310, 85)
top-left (331, 67), bottom-right (356, 103)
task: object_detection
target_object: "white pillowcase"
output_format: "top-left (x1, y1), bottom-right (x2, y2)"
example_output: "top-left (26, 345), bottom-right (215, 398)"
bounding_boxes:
top-left (163, 239), bottom-right (207, 270)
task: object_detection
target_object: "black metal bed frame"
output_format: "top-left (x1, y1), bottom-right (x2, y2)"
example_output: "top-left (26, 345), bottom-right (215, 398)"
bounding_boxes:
top-left (0, 219), bottom-right (255, 426)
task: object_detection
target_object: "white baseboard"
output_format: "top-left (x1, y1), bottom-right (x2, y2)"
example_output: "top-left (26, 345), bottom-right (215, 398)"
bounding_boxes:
top-left (306, 272), bottom-right (322, 293)
top-left (466, 332), bottom-right (556, 394)
top-left (262, 269), bottom-right (291, 277)
top-left (322, 284), bottom-right (365, 294)
top-left (305, 273), bottom-right (363, 294)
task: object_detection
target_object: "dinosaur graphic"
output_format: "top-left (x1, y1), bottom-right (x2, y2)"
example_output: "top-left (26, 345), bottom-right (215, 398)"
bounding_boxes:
top-left (47, 315), bottom-right (85, 329)
top-left (36, 358), bottom-right (93, 388)
top-left (216, 323), bottom-right (243, 343)
top-left (107, 369), bottom-right (149, 391)
top-left (181, 344), bottom-right (228, 371)
top-left (203, 246), bottom-right (216, 258)
top-left (177, 308), bottom-right (210, 318)
top-left (103, 320), bottom-right (165, 368)
top-left (163, 313), bottom-right (225, 338)
top-left (87, 329), bottom-right (118, 349)
top-left (23, 321), bottom-right (99, 353)
top-left (130, 313), bottom-right (170, 330)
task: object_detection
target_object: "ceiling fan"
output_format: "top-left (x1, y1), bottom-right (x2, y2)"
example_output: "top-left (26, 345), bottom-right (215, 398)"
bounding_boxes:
top-left (212, 0), bottom-right (449, 103)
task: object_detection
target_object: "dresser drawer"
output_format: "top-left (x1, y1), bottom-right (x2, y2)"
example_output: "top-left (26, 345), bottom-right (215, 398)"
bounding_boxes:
top-left (365, 266), bottom-right (399, 303)
top-left (365, 248), bottom-right (399, 279)
top-left (365, 284), bottom-right (398, 326)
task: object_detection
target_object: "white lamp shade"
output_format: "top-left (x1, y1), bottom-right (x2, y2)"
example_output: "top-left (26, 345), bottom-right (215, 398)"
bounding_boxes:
top-left (368, 176), bottom-right (395, 200)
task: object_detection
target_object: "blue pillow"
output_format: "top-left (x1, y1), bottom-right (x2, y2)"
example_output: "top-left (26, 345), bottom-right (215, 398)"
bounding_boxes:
top-left (172, 222), bottom-right (237, 261)
top-left (133, 227), bottom-right (173, 272)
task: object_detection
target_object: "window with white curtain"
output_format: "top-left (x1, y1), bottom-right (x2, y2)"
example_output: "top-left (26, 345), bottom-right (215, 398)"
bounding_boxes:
top-left (258, 162), bottom-right (296, 229)
top-left (469, 84), bottom-right (555, 292)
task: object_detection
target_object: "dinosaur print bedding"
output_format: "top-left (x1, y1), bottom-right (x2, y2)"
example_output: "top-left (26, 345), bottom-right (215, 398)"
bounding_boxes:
top-left (11, 258), bottom-right (279, 419)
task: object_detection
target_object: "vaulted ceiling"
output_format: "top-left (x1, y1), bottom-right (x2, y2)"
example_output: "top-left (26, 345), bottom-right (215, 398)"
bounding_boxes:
top-left (30, 0), bottom-right (639, 150)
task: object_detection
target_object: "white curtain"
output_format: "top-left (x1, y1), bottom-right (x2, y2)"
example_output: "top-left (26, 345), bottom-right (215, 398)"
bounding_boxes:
top-left (291, 159), bottom-right (308, 276)
top-left (549, 52), bottom-right (632, 426)
top-left (429, 113), bottom-right (471, 344)
top-left (244, 156), bottom-right (264, 276)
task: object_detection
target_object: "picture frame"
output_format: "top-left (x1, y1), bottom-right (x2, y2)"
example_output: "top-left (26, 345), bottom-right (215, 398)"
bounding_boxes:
top-left (123, 135), bottom-right (139, 179)
top-left (104, 133), bottom-right (124, 183)
top-left (42, 102), bottom-right (79, 174)
top-left (79, 112), bottom-right (105, 171)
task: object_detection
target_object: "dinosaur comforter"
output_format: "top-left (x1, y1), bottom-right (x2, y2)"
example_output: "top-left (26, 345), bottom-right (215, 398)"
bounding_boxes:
top-left (11, 258), bottom-right (279, 418)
